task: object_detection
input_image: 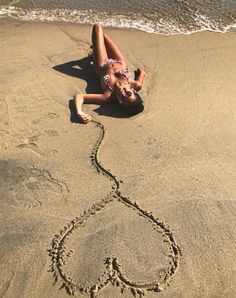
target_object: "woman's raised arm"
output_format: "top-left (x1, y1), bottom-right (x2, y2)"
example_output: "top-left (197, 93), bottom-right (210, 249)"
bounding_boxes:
top-left (130, 68), bottom-right (146, 91)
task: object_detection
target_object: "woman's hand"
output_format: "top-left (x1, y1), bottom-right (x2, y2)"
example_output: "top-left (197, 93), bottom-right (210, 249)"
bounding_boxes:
top-left (135, 67), bottom-right (147, 79)
top-left (77, 111), bottom-right (92, 124)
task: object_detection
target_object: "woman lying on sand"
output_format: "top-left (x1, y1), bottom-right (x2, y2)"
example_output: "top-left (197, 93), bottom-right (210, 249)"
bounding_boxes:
top-left (74, 24), bottom-right (146, 123)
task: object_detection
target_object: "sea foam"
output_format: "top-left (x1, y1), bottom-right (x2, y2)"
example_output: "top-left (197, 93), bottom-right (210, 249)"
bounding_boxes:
top-left (0, 5), bottom-right (235, 35)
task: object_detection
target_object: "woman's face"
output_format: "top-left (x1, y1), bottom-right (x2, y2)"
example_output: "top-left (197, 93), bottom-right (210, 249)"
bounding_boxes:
top-left (115, 81), bottom-right (136, 107)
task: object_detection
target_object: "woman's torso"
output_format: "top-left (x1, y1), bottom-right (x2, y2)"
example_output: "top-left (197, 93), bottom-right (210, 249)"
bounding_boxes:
top-left (99, 60), bottom-right (132, 92)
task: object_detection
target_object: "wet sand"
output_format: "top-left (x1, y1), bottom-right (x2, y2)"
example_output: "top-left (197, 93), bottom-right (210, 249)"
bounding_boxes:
top-left (0, 19), bottom-right (235, 298)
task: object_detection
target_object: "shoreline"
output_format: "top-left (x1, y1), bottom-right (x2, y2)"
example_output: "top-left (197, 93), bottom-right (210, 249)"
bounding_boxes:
top-left (1, 8), bottom-right (236, 36)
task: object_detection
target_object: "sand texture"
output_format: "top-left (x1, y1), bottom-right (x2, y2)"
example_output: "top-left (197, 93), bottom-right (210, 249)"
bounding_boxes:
top-left (0, 19), bottom-right (236, 298)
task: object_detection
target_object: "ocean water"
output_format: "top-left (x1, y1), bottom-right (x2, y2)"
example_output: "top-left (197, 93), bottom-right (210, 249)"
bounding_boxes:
top-left (0, 0), bottom-right (236, 35)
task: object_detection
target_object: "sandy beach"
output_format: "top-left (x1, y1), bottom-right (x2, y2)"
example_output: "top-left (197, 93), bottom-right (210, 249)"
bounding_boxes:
top-left (0, 18), bottom-right (235, 298)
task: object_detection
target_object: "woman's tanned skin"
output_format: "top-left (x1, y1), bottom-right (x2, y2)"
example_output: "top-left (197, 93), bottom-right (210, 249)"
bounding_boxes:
top-left (74, 24), bottom-right (146, 123)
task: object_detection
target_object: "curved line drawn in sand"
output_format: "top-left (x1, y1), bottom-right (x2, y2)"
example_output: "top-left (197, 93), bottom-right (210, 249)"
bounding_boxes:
top-left (49, 120), bottom-right (181, 297)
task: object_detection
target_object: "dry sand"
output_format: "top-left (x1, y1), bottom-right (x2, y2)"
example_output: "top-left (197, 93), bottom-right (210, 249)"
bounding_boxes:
top-left (0, 19), bottom-right (236, 298)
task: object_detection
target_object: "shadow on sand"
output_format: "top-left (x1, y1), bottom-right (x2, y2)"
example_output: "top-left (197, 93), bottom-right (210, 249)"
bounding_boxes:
top-left (53, 56), bottom-right (130, 123)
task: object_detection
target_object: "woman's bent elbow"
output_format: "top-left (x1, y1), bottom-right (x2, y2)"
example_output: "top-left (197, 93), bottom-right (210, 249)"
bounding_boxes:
top-left (74, 93), bottom-right (84, 102)
top-left (74, 93), bottom-right (80, 100)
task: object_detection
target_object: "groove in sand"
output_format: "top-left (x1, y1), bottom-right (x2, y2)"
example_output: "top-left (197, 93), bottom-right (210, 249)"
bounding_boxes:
top-left (49, 120), bottom-right (181, 297)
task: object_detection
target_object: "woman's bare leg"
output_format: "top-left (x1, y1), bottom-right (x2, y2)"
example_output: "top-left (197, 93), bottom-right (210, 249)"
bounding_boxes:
top-left (92, 24), bottom-right (108, 74)
top-left (103, 33), bottom-right (126, 66)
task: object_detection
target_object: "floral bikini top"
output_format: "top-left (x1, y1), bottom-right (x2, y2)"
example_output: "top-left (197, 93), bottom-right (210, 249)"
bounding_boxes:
top-left (102, 68), bottom-right (132, 91)
top-left (100, 59), bottom-right (132, 92)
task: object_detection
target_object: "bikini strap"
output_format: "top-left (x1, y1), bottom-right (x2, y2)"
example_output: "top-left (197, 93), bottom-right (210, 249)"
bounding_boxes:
top-left (115, 67), bottom-right (132, 80)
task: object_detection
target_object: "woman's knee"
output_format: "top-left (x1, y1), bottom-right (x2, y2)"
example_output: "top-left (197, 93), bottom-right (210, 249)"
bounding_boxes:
top-left (93, 23), bottom-right (102, 34)
top-left (92, 24), bottom-right (103, 45)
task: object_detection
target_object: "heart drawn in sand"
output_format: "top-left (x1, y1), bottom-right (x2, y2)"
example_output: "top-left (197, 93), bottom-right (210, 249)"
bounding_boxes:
top-left (48, 121), bottom-right (181, 297)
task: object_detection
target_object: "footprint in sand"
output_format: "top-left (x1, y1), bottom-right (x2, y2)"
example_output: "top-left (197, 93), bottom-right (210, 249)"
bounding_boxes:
top-left (48, 112), bottom-right (60, 119)
top-left (16, 142), bottom-right (47, 159)
top-left (49, 121), bottom-right (181, 297)
top-left (32, 113), bottom-right (60, 125)
top-left (16, 129), bottom-right (59, 158)
top-left (0, 160), bottom-right (69, 210)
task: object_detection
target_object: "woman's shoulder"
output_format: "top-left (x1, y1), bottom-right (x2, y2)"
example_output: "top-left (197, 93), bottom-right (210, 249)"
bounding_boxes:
top-left (103, 88), bottom-right (115, 101)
